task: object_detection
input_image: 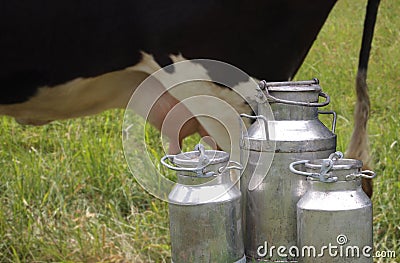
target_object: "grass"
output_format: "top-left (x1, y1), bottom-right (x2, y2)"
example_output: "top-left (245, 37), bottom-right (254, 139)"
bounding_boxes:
top-left (0, 0), bottom-right (399, 262)
top-left (0, 114), bottom-right (170, 262)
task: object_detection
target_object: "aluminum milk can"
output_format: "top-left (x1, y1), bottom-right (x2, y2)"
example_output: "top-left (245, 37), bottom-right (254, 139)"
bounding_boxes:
top-left (290, 152), bottom-right (376, 263)
top-left (240, 79), bottom-right (337, 262)
top-left (161, 144), bottom-right (245, 263)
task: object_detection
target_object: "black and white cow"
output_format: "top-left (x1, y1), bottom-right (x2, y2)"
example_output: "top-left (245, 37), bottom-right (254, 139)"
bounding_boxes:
top-left (0, 0), bottom-right (379, 196)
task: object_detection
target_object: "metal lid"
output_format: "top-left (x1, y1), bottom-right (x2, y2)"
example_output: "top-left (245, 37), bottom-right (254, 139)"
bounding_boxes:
top-left (172, 149), bottom-right (229, 168)
top-left (265, 85), bottom-right (321, 93)
top-left (258, 78), bottom-right (330, 107)
top-left (289, 152), bottom-right (376, 182)
top-left (160, 144), bottom-right (230, 178)
top-left (260, 79), bottom-right (321, 92)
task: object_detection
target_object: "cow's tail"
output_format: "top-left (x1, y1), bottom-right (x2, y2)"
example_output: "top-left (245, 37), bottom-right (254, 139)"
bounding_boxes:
top-left (347, 0), bottom-right (380, 197)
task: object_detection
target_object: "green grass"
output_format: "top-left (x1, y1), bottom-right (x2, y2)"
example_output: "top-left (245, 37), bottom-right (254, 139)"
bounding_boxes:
top-left (0, 0), bottom-right (399, 262)
top-left (0, 114), bottom-right (170, 262)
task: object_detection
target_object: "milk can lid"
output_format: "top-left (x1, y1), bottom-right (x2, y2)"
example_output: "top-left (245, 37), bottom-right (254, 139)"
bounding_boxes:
top-left (260, 78), bottom-right (321, 92)
top-left (172, 149), bottom-right (229, 168)
top-left (289, 152), bottom-right (376, 182)
top-left (160, 144), bottom-right (232, 178)
top-left (258, 78), bottom-right (330, 108)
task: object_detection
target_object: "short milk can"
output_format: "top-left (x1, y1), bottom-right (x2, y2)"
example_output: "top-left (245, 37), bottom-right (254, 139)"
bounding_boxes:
top-left (161, 144), bottom-right (245, 263)
top-left (240, 79), bottom-right (337, 262)
top-left (290, 152), bottom-right (376, 263)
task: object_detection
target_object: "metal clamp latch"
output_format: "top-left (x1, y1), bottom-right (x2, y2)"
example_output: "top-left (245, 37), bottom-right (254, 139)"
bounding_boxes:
top-left (289, 160), bottom-right (337, 183)
top-left (160, 155), bottom-right (215, 177)
top-left (161, 144), bottom-right (214, 177)
top-left (161, 144), bottom-right (242, 178)
top-left (289, 152), bottom-right (344, 183)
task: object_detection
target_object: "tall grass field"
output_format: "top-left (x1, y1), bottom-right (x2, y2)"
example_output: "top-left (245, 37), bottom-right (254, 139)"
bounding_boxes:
top-left (0, 0), bottom-right (398, 262)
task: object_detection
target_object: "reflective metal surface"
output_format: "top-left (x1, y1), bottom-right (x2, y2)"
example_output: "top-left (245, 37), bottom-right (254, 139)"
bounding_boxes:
top-left (241, 80), bottom-right (337, 262)
top-left (295, 157), bottom-right (374, 263)
top-left (164, 146), bottom-right (245, 263)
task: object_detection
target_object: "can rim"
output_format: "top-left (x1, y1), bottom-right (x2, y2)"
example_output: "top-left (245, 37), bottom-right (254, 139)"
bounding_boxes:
top-left (172, 150), bottom-right (229, 168)
top-left (305, 158), bottom-right (363, 170)
top-left (266, 84), bottom-right (321, 92)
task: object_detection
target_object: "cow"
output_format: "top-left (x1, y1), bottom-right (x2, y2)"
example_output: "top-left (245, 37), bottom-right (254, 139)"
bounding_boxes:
top-left (0, 0), bottom-right (379, 196)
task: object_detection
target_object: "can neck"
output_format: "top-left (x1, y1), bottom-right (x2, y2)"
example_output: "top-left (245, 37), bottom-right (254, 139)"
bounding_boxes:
top-left (269, 103), bottom-right (318, 120)
top-left (258, 89), bottom-right (322, 120)
top-left (309, 178), bottom-right (362, 191)
top-left (176, 170), bottom-right (229, 186)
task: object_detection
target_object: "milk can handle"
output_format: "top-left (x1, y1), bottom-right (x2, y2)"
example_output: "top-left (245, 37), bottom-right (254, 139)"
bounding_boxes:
top-left (289, 159), bottom-right (338, 183)
top-left (346, 170), bottom-right (377, 180)
top-left (240, 114), bottom-right (269, 140)
top-left (160, 155), bottom-right (209, 173)
top-left (218, 160), bottom-right (243, 173)
top-left (259, 79), bottom-right (330, 107)
top-left (289, 160), bottom-right (319, 177)
top-left (264, 90), bottom-right (330, 107)
top-left (318, 110), bottom-right (337, 133)
top-left (240, 113), bottom-right (268, 123)
top-left (360, 170), bottom-right (376, 179)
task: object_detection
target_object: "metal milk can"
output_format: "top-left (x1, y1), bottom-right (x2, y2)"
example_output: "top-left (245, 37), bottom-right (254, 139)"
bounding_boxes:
top-left (161, 144), bottom-right (245, 263)
top-left (290, 152), bottom-right (376, 263)
top-left (240, 79), bottom-right (337, 262)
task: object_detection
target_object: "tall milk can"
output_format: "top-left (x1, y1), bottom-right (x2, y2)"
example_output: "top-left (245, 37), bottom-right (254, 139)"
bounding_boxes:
top-left (290, 152), bottom-right (375, 262)
top-left (161, 144), bottom-right (245, 263)
top-left (240, 79), bottom-right (337, 262)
